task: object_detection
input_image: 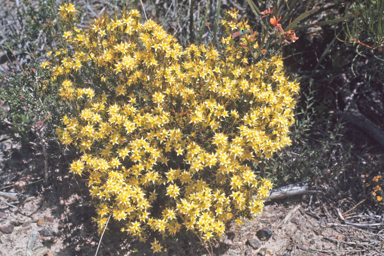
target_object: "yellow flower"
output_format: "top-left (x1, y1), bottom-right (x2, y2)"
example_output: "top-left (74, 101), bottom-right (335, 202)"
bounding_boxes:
top-left (167, 184), bottom-right (180, 198)
top-left (257, 186), bottom-right (270, 199)
top-left (65, 3), bottom-right (76, 14)
top-left (63, 31), bottom-right (72, 39)
top-left (204, 231), bottom-right (213, 241)
top-left (262, 178), bottom-right (273, 189)
top-left (235, 218), bottom-right (243, 226)
top-left (176, 148), bottom-right (183, 156)
top-left (70, 160), bottom-right (84, 175)
top-left (151, 238), bottom-right (162, 253)
top-left (230, 175), bottom-right (242, 190)
top-left (162, 208), bottom-right (176, 220)
top-left (41, 61), bottom-right (50, 69)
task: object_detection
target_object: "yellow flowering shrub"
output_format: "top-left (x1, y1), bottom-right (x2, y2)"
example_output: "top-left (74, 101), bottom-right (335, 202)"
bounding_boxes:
top-left (54, 4), bottom-right (299, 251)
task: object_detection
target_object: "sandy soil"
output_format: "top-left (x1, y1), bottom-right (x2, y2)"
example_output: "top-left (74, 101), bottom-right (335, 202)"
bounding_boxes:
top-left (0, 139), bottom-right (382, 256)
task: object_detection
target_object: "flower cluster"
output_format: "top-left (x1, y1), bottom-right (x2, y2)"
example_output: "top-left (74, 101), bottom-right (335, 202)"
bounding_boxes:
top-left (223, 8), bottom-right (298, 54)
top-left (53, 5), bottom-right (299, 252)
top-left (270, 16), bottom-right (299, 44)
top-left (58, 3), bottom-right (76, 21)
top-left (365, 174), bottom-right (383, 202)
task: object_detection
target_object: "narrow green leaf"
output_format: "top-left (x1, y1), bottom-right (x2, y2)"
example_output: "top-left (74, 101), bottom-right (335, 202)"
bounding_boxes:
top-left (377, 1), bottom-right (384, 36)
top-left (273, 1), bottom-right (279, 17)
top-left (296, 15), bottom-right (352, 31)
top-left (288, 0), bottom-right (298, 10)
top-left (213, 0), bottom-right (222, 48)
top-left (284, 7), bottom-right (320, 32)
top-left (245, 0), bottom-right (261, 16)
top-left (198, 0), bottom-right (210, 46)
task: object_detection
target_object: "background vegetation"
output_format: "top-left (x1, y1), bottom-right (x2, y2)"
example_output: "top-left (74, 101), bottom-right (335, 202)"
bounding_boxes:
top-left (0, 0), bottom-right (383, 254)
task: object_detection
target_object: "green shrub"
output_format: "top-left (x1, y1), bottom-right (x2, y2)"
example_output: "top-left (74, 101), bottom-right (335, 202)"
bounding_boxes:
top-left (258, 82), bottom-right (353, 186)
top-left (0, 0), bottom-right (71, 171)
top-left (53, 4), bottom-right (299, 252)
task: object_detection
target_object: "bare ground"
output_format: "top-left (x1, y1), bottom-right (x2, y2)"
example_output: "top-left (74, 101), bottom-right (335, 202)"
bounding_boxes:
top-left (0, 138), bottom-right (383, 256)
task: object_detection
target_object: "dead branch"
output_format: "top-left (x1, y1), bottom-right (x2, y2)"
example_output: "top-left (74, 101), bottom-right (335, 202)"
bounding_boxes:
top-left (339, 74), bottom-right (384, 148)
top-left (327, 222), bottom-right (384, 229)
top-left (0, 191), bottom-right (22, 200)
top-left (277, 204), bottom-right (301, 228)
top-left (260, 183), bottom-right (323, 201)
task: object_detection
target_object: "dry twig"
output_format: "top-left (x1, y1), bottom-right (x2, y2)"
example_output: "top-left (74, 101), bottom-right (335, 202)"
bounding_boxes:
top-left (277, 205), bottom-right (301, 228)
top-left (95, 214), bottom-right (111, 256)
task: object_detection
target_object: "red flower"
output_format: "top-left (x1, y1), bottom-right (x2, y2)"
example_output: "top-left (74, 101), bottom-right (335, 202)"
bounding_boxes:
top-left (270, 16), bottom-right (281, 27)
top-left (280, 30), bottom-right (299, 44)
top-left (261, 8), bottom-right (273, 17)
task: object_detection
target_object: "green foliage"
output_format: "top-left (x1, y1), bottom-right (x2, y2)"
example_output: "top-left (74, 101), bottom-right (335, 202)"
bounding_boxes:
top-left (0, 65), bottom-right (62, 145)
top-left (347, 0), bottom-right (384, 48)
top-left (1, 2), bottom-right (383, 255)
top-left (1, 0), bottom-right (56, 56)
top-left (258, 81), bottom-right (353, 186)
top-left (0, 0), bottom-right (74, 178)
top-left (339, 0), bottom-right (384, 209)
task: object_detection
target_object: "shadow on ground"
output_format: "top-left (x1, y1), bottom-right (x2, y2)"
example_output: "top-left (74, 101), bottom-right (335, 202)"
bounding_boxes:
top-left (0, 140), bottom-right (232, 256)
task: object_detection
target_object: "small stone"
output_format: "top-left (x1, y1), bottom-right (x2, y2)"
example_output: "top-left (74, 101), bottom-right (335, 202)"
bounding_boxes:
top-left (0, 224), bottom-right (14, 234)
top-left (282, 254), bottom-right (291, 256)
top-left (290, 217), bottom-right (300, 225)
top-left (224, 237), bottom-right (233, 245)
top-left (257, 248), bottom-right (267, 256)
top-left (227, 231), bottom-right (235, 240)
top-left (0, 212), bottom-right (4, 218)
top-left (245, 247), bottom-right (254, 256)
top-left (232, 236), bottom-right (240, 243)
top-left (241, 226), bottom-right (249, 231)
top-left (37, 219), bottom-right (45, 226)
top-left (229, 244), bottom-right (240, 250)
top-left (229, 253), bottom-right (241, 256)
top-left (44, 216), bottom-right (54, 223)
top-left (309, 239), bottom-right (315, 245)
top-left (256, 228), bottom-right (272, 241)
top-left (246, 238), bottom-right (261, 250)
top-left (40, 227), bottom-right (53, 237)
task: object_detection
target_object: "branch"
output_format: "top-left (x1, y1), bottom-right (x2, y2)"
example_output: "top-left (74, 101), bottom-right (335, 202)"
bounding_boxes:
top-left (339, 74), bottom-right (384, 148)
top-left (189, 0), bottom-right (195, 44)
top-left (0, 191), bottom-right (22, 200)
top-left (252, 183), bottom-right (323, 201)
